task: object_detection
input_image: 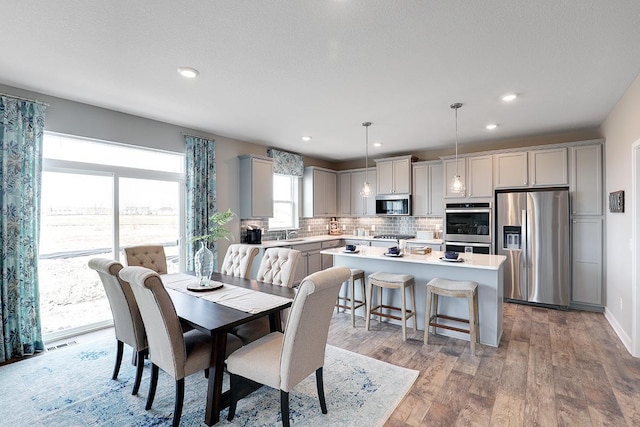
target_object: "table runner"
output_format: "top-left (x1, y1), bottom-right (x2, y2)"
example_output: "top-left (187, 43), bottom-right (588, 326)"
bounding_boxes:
top-left (161, 273), bottom-right (293, 314)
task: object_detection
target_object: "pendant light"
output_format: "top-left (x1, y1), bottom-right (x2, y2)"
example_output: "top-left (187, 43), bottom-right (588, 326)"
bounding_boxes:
top-left (361, 121), bottom-right (372, 197)
top-left (449, 103), bottom-right (465, 195)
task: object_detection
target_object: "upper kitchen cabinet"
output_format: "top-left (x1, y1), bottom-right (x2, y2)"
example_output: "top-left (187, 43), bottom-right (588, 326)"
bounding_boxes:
top-left (239, 154), bottom-right (274, 219)
top-left (443, 155), bottom-right (492, 199)
top-left (302, 167), bottom-right (337, 217)
top-left (412, 161), bottom-right (443, 216)
top-left (375, 155), bottom-right (415, 194)
top-left (494, 148), bottom-right (568, 189)
top-left (337, 171), bottom-right (351, 216)
top-left (571, 143), bottom-right (603, 216)
top-left (494, 152), bottom-right (528, 188)
top-left (529, 148), bottom-right (568, 187)
top-left (350, 168), bottom-right (377, 216)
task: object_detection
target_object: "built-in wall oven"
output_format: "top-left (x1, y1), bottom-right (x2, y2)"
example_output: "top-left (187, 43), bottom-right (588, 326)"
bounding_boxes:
top-left (444, 202), bottom-right (493, 254)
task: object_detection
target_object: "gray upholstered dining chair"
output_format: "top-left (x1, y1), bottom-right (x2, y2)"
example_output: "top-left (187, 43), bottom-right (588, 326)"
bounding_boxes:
top-left (219, 244), bottom-right (260, 278)
top-left (123, 245), bottom-right (168, 274)
top-left (88, 258), bottom-right (147, 395)
top-left (233, 247), bottom-right (301, 344)
top-left (226, 266), bottom-right (351, 427)
top-left (119, 266), bottom-right (243, 427)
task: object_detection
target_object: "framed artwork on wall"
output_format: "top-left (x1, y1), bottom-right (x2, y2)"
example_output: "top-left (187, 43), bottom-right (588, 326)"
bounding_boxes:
top-left (609, 190), bottom-right (624, 213)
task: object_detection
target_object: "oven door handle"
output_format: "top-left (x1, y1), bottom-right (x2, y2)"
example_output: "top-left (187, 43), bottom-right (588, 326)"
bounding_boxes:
top-left (445, 241), bottom-right (492, 248)
top-left (445, 209), bottom-right (492, 214)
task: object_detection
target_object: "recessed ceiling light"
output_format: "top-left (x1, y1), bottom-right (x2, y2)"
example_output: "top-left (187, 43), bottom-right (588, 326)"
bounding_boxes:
top-left (486, 123), bottom-right (498, 130)
top-left (373, 142), bottom-right (383, 147)
top-left (302, 136), bottom-right (312, 142)
top-left (177, 67), bottom-right (199, 78)
top-left (502, 93), bottom-right (517, 102)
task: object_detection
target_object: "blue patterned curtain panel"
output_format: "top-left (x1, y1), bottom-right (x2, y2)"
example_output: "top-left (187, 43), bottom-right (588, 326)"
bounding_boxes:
top-left (0, 95), bottom-right (47, 362)
top-left (184, 135), bottom-right (218, 271)
top-left (267, 148), bottom-right (304, 176)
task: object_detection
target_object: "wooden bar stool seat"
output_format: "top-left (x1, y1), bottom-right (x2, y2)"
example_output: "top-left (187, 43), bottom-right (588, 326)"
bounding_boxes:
top-left (425, 278), bottom-right (479, 355)
top-left (366, 272), bottom-right (416, 341)
top-left (335, 269), bottom-right (366, 327)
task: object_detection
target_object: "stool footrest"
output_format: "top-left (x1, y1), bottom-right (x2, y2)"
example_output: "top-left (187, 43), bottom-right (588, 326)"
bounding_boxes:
top-left (429, 314), bottom-right (471, 334)
top-left (335, 296), bottom-right (365, 312)
top-left (370, 304), bottom-right (416, 322)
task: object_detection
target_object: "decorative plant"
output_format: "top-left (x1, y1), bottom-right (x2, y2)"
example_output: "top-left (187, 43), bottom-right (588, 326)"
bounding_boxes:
top-left (192, 209), bottom-right (236, 244)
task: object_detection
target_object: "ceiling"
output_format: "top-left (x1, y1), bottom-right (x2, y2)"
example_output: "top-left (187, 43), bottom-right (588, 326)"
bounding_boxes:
top-left (2, 1), bottom-right (640, 161)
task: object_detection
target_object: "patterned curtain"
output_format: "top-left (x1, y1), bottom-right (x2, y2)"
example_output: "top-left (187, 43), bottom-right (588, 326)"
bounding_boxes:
top-left (0, 96), bottom-right (47, 362)
top-left (184, 135), bottom-right (218, 271)
top-left (267, 148), bottom-right (304, 176)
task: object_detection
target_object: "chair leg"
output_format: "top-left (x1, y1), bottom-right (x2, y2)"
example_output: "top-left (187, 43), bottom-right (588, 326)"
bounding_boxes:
top-left (401, 285), bottom-right (407, 341)
top-left (146, 364), bottom-right (159, 410)
top-left (132, 349), bottom-right (146, 395)
top-left (365, 280), bottom-right (373, 331)
top-left (227, 373), bottom-right (239, 421)
top-left (280, 390), bottom-right (290, 427)
top-left (350, 276), bottom-right (356, 328)
top-left (173, 378), bottom-right (185, 427)
top-left (112, 340), bottom-right (124, 380)
top-left (425, 288), bottom-right (432, 344)
top-left (316, 367), bottom-right (328, 414)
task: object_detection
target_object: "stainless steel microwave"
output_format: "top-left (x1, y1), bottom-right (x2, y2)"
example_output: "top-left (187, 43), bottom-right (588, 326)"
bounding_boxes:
top-left (375, 194), bottom-right (411, 216)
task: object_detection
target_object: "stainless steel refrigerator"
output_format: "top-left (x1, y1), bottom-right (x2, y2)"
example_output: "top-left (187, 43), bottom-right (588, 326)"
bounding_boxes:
top-left (496, 188), bottom-right (570, 307)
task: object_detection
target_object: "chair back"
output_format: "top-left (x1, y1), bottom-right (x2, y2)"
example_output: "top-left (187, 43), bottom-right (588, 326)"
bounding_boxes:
top-left (119, 266), bottom-right (188, 379)
top-left (256, 247), bottom-right (301, 287)
top-left (220, 244), bottom-right (260, 278)
top-left (88, 258), bottom-right (146, 351)
top-left (279, 266), bottom-right (351, 392)
top-left (123, 245), bottom-right (168, 274)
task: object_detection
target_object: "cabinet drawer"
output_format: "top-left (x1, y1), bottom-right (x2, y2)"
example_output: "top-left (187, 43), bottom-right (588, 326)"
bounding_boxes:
top-left (321, 240), bottom-right (342, 249)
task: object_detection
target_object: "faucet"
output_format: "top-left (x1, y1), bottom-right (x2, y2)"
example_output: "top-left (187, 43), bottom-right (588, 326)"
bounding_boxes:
top-left (285, 229), bottom-right (298, 240)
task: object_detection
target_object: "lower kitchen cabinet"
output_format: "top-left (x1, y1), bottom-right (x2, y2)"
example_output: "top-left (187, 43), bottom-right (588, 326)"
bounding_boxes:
top-left (321, 240), bottom-right (342, 269)
top-left (291, 242), bottom-right (323, 285)
top-left (571, 217), bottom-right (603, 310)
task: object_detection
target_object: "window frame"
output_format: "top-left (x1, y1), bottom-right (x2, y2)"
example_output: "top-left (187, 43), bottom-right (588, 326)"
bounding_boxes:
top-left (268, 173), bottom-right (300, 231)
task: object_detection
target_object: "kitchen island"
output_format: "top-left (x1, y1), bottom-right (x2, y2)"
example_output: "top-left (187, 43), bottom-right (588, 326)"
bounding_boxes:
top-left (321, 246), bottom-right (506, 347)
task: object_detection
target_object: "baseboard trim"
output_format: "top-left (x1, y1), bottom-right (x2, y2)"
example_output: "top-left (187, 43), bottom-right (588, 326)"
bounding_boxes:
top-left (604, 307), bottom-right (633, 356)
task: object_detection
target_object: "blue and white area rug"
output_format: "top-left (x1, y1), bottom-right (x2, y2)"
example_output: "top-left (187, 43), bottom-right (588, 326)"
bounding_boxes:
top-left (0, 336), bottom-right (418, 426)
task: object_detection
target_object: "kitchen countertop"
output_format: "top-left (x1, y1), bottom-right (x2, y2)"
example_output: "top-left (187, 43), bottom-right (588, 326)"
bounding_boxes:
top-left (321, 246), bottom-right (505, 271)
top-left (256, 234), bottom-right (444, 249)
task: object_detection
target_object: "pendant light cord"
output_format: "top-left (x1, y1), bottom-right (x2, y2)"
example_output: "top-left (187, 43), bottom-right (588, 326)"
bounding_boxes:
top-left (455, 106), bottom-right (459, 175)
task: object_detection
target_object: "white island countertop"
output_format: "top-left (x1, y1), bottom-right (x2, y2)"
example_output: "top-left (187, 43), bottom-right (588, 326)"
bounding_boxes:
top-left (321, 246), bottom-right (506, 270)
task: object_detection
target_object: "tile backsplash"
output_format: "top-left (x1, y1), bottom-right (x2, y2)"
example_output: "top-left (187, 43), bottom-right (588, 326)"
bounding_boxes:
top-left (240, 216), bottom-right (443, 241)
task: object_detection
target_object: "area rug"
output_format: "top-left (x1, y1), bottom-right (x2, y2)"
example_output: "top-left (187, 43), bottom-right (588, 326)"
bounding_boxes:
top-left (0, 336), bottom-right (418, 426)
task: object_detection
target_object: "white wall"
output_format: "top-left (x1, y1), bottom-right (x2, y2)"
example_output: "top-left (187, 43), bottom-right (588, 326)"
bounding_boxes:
top-left (600, 73), bottom-right (640, 344)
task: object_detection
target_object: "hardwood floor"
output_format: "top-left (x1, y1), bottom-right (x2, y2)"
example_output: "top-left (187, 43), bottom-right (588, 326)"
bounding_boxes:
top-left (326, 302), bottom-right (640, 426)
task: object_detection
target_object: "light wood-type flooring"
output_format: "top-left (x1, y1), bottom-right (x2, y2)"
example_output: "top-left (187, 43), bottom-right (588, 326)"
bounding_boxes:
top-left (326, 302), bottom-right (640, 426)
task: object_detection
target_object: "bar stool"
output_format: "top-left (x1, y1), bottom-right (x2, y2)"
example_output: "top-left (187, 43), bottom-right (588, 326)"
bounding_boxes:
top-left (425, 278), bottom-right (479, 355)
top-left (335, 269), bottom-right (366, 327)
top-left (366, 272), bottom-right (416, 341)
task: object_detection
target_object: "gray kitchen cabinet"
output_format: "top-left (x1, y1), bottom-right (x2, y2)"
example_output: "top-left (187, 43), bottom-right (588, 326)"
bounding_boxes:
top-left (375, 155), bottom-right (414, 194)
top-left (571, 143), bottom-right (603, 216)
top-left (443, 155), bottom-right (492, 199)
top-left (571, 217), bottom-right (603, 308)
top-left (412, 161), bottom-right (443, 216)
top-left (494, 148), bottom-right (568, 189)
top-left (342, 239), bottom-right (370, 247)
top-left (350, 169), bottom-right (377, 216)
top-left (303, 167), bottom-right (337, 217)
top-left (290, 242), bottom-right (323, 285)
top-left (321, 239), bottom-right (341, 269)
top-left (337, 172), bottom-right (351, 216)
top-left (529, 147), bottom-right (568, 187)
top-left (494, 152), bottom-right (528, 188)
top-left (239, 154), bottom-right (274, 219)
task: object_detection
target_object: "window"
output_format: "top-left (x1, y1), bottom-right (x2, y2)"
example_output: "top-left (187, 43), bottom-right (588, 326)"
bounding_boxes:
top-left (39, 133), bottom-right (185, 341)
top-left (268, 174), bottom-right (299, 230)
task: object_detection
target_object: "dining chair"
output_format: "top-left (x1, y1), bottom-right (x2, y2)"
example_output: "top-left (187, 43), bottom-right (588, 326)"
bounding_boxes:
top-left (226, 266), bottom-right (351, 427)
top-left (219, 244), bottom-right (260, 279)
top-left (88, 258), bottom-right (147, 395)
top-left (233, 247), bottom-right (301, 344)
top-left (123, 245), bottom-right (168, 274)
top-left (119, 266), bottom-right (243, 427)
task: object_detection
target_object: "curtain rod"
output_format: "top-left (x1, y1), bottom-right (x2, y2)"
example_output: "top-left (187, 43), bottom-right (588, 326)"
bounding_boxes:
top-left (0, 92), bottom-right (50, 107)
top-left (181, 132), bottom-right (214, 141)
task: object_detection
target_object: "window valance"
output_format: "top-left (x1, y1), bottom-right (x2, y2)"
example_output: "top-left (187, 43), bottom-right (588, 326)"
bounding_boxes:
top-left (267, 148), bottom-right (304, 177)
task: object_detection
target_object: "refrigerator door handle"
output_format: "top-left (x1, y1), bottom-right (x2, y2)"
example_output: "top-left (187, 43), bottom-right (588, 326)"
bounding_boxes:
top-left (521, 209), bottom-right (527, 268)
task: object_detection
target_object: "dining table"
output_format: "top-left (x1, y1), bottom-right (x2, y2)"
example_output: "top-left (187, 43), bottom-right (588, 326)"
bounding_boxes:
top-left (161, 271), bottom-right (296, 426)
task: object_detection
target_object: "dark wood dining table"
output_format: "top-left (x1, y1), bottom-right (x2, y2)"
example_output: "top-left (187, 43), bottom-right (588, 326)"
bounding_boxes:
top-left (166, 272), bottom-right (296, 426)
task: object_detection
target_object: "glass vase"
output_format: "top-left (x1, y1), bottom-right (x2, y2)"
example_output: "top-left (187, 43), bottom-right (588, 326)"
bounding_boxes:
top-left (194, 241), bottom-right (214, 285)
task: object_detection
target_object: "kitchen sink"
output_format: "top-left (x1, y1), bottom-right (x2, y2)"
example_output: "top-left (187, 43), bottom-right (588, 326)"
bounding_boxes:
top-left (284, 238), bottom-right (306, 242)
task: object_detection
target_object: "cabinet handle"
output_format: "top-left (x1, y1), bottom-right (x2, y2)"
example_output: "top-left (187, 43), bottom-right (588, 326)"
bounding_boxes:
top-left (573, 220), bottom-right (577, 224)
